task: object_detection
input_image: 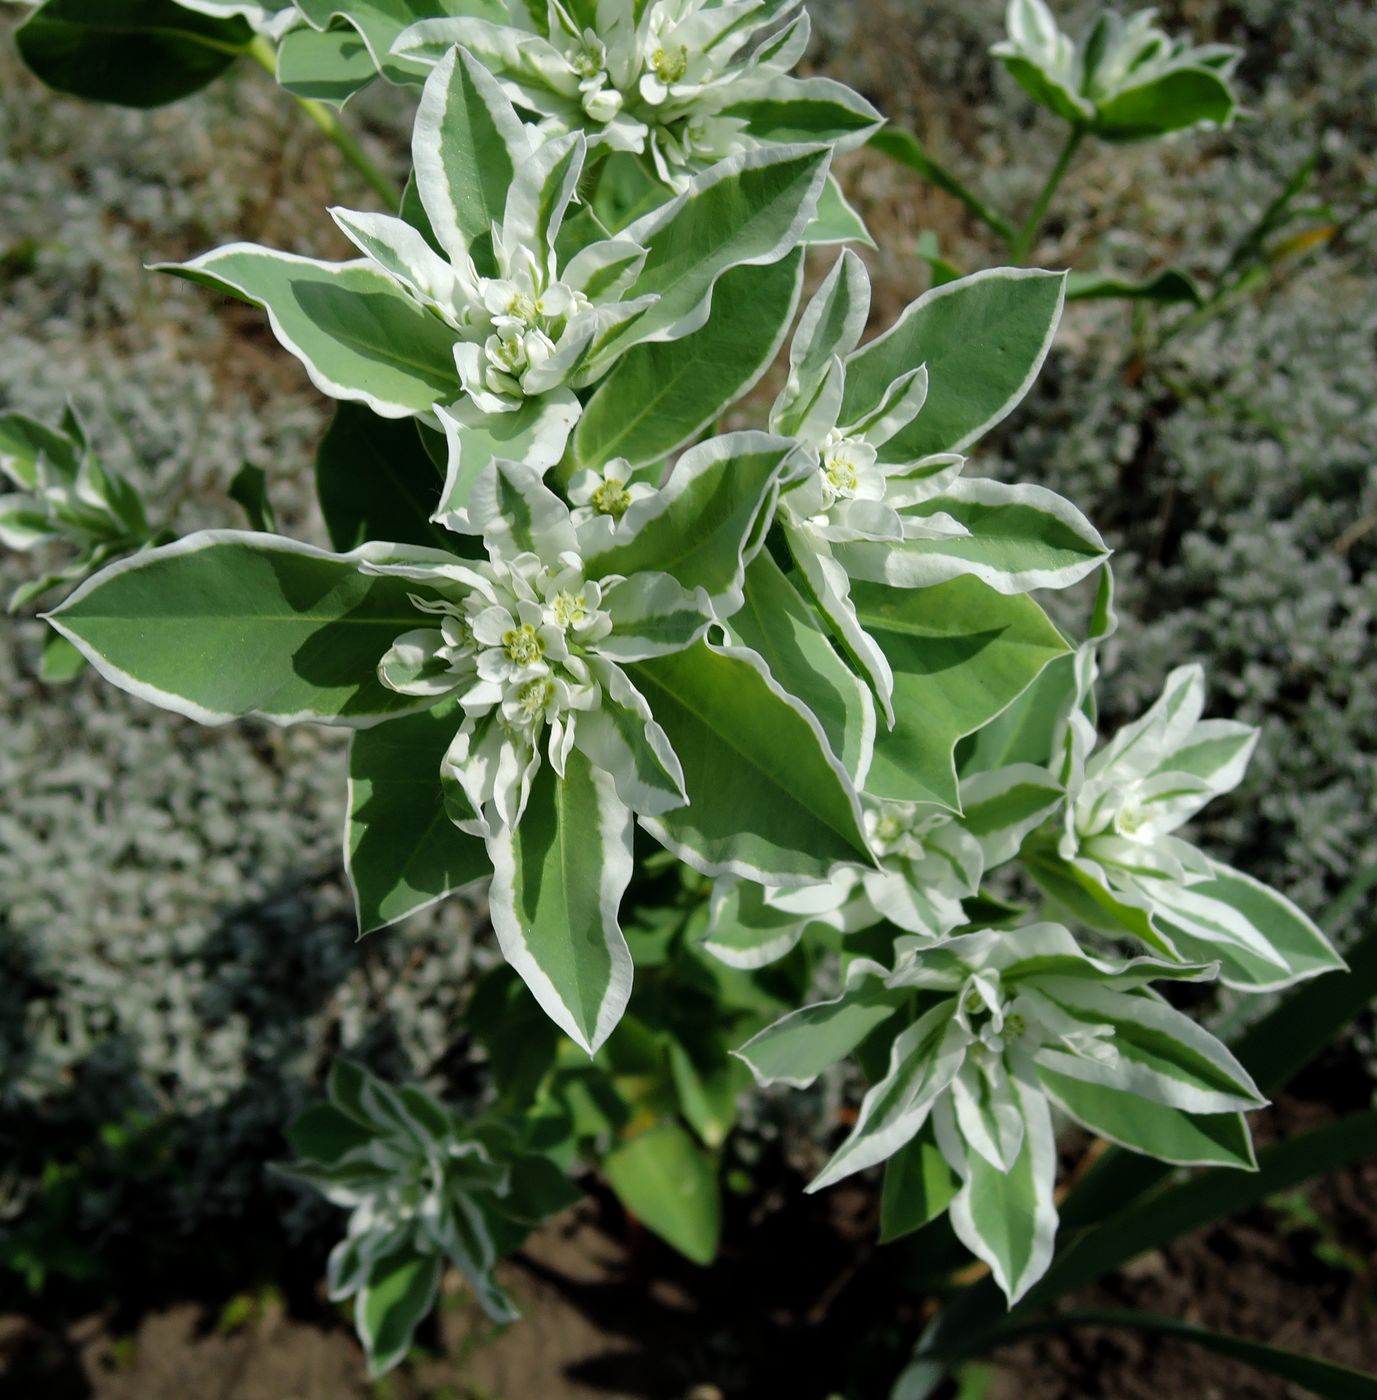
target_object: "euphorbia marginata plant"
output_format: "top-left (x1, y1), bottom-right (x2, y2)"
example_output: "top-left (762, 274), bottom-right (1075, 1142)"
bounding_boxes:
top-left (7, 0), bottom-right (1347, 1385)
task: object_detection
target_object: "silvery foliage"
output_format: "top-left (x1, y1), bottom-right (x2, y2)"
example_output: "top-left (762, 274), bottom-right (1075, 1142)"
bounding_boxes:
top-left (992, 0), bottom-right (1240, 139)
top-left (276, 1060), bottom-right (578, 1375)
top-left (394, 0), bottom-right (882, 189)
top-left (4, 0), bottom-right (1348, 1344)
top-left (0, 25), bottom-right (489, 1272)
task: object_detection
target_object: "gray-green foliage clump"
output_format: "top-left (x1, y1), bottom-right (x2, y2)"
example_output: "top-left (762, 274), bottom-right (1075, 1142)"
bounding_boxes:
top-left (0, 21), bottom-right (481, 1259)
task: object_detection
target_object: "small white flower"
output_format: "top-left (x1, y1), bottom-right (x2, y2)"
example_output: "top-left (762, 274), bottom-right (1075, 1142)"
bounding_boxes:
top-left (369, 460), bottom-right (703, 837)
top-left (568, 460), bottom-right (656, 530)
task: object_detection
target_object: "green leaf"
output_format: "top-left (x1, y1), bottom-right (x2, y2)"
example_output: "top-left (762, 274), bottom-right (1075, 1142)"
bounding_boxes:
top-left (721, 75), bottom-right (882, 148)
top-left (296, 1), bottom-right (508, 86)
top-left (1038, 1070), bottom-right (1255, 1169)
top-left (728, 548), bottom-right (874, 784)
top-left (735, 977), bottom-right (902, 1090)
top-left (348, 701), bottom-right (491, 933)
top-left (664, 1035), bottom-right (739, 1150)
top-left (996, 53), bottom-right (1093, 125)
top-left (631, 641), bottom-right (871, 883)
top-left (1153, 861), bottom-right (1345, 991)
top-left (583, 431), bottom-right (796, 613)
top-left (286, 1102), bottom-right (376, 1164)
top-left (851, 576), bottom-right (1068, 809)
top-left (46, 531), bottom-right (425, 726)
top-left (1095, 68), bottom-right (1237, 142)
top-left (602, 1123), bottom-right (721, 1266)
top-left (315, 403), bottom-right (451, 552)
top-left (840, 268), bottom-right (1066, 460)
top-left (412, 44), bottom-right (528, 259)
top-left (802, 173), bottom-right (875, 248)
top-left (573, 251), bottom-right (803, 470)
top-left (276, 24), bottom-right (379, 107)
top-left (15, 0), bottom-right (250, 109)
top-left (1015, 1310), bottom-right (1377, 1400)
top-left (487, 746), bottom-right (634, 1055)
top-left (227, 462), bottom-right (277, 534)
top-left (433, 394), bottom-right (581, 526)
top-left (0, 411), bottom-right (83, 490)
top-left (1021, 842), bottom-right (1168, 952)
top-left (1029, 985), bottom-right (1270, 1114)
top-left (160, 246), bottom-right (461, 418)
top-left (958, 651), bottom-right (1075, 773)
top-left (356, 1244), bottom-right (441, 1377)
top-left (840, 478), bottom-right (1108, 595)
top-left (947, 1078), bottom-right (1057, 1304)
top-left (880, 1121), bottom-right (959, 1243)
top-left (1066, 267), bottom-right (1204, 306)
top-left (701, 877), bottom-right (808, 970)
top-left (38, 630), bottom-right (87, 684)
top-left (957, 763), bottom-right (1063, 867)
top-left (589, 145), bottom-right (830, 368)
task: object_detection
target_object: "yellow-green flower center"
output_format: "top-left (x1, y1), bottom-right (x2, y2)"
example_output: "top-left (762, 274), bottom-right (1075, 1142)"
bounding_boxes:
top-left (652, 44), bottom-right (688, 84)
top-left (514, 677), bottom-right (553, 721)
top-left (591, 478), bottom-right (632, 519)
top-left (874, 813), bottom-right (904, 845)
top-left (825, 453), bottom-right (860, 496)
top-left (503, 624), bottom-right (544, 666)
top-left (552, 590), bottom-right (589, 628)
top-left (571, 42), bottom-right (604, 79)
top-left (506, 291), bottom-right (539, 324)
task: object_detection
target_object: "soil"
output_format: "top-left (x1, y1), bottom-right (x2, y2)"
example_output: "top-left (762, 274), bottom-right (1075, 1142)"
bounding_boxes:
top-left (3, 1054), bottom-right (1374, 1400)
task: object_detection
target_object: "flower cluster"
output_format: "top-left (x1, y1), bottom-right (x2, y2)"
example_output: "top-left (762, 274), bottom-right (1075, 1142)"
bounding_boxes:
top-left (395, 0), bottom-right (881, 189)
top-left (741, 922), bottom-right (1265, 1300)
top-left (329, 45), bottom-right (653, 437)
top-left (992, 0), bottom-right (1240, 139)
top-left (368, 458), bottom-right (702, 837)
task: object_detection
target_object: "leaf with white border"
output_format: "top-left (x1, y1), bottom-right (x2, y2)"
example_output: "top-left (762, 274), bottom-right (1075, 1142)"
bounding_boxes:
top-left (487, 745), bottom-right (635, 1055)
top-left (46, 531), bottom-right (426, 727)
top-left (159, 245), bottom-right (461, 418)
top-left (348, 700), bottom-right (491, 933)
top-left (852, 576), bottom-right (1068, 809)
top-left (630, 641), bottom-right (871, 884)
top-left (840, 268), bottom-right (1066, 459)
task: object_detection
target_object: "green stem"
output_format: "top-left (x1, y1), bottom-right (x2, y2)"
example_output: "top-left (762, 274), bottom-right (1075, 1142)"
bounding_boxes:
top-left (1009, 126), bottom-right (1086, 266)
top-left (247, 36), bottom-right (402, 207)
top-left (868, 129), bottom-right (1016, 245)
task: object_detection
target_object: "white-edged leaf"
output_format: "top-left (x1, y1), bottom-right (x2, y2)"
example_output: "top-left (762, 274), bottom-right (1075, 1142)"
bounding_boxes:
top-left (1033, 979), bottom-right (1265, 1113)
top-left (631, 640), bottom-right (872, 884)
top-left (45, 531), bottom-right (429, 727)
top-left (728, 548), bottom-right (875, 785)
top-left (735, 963), bottom-right (899, 1089)
top-left (159, 245), bottom-right (461, 418)
top-left (840, 267), bottom-right (1066, 459)
top-left (937, 1074), bottom-right (1058, 1304)
top-left (487, 745), bottom-right (635, 1054)
top-left (413, 44), bottom-right (530, 261)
